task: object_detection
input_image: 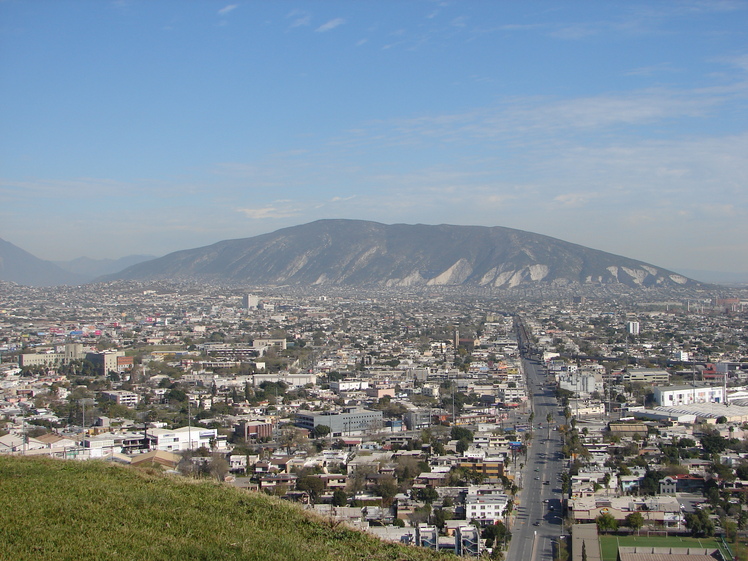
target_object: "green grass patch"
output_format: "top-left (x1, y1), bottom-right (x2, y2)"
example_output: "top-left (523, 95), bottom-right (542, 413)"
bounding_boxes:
top-left (599, 535), bottom-right (727, 561)
top-left (0, 456), bottom-right (456, 561)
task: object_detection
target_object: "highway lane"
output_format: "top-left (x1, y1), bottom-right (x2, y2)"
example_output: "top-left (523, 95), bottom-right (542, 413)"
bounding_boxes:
top-left (506, 357), bottom-right (566, 561)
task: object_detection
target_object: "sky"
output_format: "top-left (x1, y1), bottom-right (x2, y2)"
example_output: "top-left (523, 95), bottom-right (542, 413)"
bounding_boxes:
top-left (1, 1), bottom-right (747, 276)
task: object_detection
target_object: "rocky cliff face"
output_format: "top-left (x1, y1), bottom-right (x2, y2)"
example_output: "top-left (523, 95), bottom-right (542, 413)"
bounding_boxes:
top-left (107, 219), bottom-right (695, 288)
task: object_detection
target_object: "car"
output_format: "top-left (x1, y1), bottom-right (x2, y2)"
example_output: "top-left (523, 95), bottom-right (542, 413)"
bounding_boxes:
top-left (534, 476), bottom-right (540, 480)
top-left (533, 521), bottom-right (540, 526)
top-left (534, 468), bottom-right (539, 472)
top-left (543, 480), bottom-right (550, 485)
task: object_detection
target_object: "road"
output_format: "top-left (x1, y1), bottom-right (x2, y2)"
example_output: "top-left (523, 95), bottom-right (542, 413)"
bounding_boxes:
top-left (506, 357), bottom-right (566, 561)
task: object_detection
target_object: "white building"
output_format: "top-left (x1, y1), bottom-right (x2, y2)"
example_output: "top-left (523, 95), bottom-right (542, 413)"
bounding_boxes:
top-left (100, 390), bottom-right (139, 407)
top-left (653, 385), bottom-right (725, 407)
top-left (464, 488), bottom-right (509, 525)
top-left (558, 373), bottom-right (603, 398)
top-left (149, 426), bottom-right (227, 452)
top-left (330, 380), bottom-right (370, 392)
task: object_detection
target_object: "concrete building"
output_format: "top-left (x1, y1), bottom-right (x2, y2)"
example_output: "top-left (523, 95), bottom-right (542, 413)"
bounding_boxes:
top-left (621, 368), bottom-right (670, 384)
top-left (87, 351), bottom-right (127, 376)
top-left (19, 343), bottom-right (85, 368)
top-left (330, 380), bottom-right (369, 392)
top-left (252, 372), bottom-right (316, 388)
top-left (100, 390), bottom-right (139, 407)
top-left (294, 408), bottom-right (383, 437)
top-left (242, 294), bottom-right (260, 309)
top-left (235, 420), bottom-right (274, 441)
top-left (464, 489), bottom-right (509, 525)
top-left (150, 426), bottom-right (226, 452)
top-left (653, 384), bottom-right (725, 406)
top-left (558, 373), bottom-right (604, 398)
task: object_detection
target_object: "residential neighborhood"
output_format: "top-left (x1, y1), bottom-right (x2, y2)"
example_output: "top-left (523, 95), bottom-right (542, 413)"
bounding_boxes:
top-left (1, 279), bottom-right (748, 559)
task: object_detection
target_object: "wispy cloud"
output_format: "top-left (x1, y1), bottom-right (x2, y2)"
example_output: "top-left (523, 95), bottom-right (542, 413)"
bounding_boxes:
top-left (287, 9), bottom-right (311, 29)
top-left (316, 18), bottom-right (345, 33)
top-left (236, 206), bottom-right (301, 219)
top-left (0, 177), bottom-right (132, 201)
top-left (552, 192), bottom-right (598, 208)
top-left (217, 4), bottom-right (237, 16)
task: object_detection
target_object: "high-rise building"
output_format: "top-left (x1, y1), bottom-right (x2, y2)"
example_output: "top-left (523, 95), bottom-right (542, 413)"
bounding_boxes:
top-left (627, 321), bottom-right (640, 335)
top-left (242, 294), bottom-right (259, 309)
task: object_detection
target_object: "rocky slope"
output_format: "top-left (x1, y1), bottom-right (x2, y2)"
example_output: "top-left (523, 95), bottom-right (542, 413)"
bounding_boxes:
top-left (107, 219), bottom-right (695, 289)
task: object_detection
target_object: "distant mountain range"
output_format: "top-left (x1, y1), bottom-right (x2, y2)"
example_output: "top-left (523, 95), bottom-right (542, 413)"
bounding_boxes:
top-left (53, 255), bottom-right (156, 280)
top-left (0, 221), bottom-right (711, 289)
top-left (103, 219), bottom-right (699, 289)
top-left (0, 237), bottom-right (154, 286)
top-left (0, 237), bottom-right (81, 286)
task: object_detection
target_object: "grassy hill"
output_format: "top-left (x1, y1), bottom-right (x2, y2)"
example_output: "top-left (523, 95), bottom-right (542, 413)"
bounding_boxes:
top-left (0, 456), bottom-right (455, 561)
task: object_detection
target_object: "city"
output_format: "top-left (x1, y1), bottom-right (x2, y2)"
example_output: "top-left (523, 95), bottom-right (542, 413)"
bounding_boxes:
top-left (1, 280), bottom-right (747, 559)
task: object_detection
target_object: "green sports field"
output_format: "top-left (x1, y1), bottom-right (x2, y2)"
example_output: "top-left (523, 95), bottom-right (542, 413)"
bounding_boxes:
top-left (599, 535), bottom-right (732, 561)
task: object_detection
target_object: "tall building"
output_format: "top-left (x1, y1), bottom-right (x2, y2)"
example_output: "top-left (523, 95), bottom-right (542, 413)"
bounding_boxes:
top-left (627, 321), bottom-right (640, 336)
top-left (242, 294), bottom-right (260, 309)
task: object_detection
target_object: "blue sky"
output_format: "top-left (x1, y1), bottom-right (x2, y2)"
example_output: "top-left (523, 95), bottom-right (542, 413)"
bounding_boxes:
top-left (1, 1), bottom-right (747, 275)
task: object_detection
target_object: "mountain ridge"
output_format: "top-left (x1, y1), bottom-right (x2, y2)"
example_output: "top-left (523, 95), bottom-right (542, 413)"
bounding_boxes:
top-left (0, 237), bottom-right (83, 286)
top-left (104, 219), bottom-right (697, 289)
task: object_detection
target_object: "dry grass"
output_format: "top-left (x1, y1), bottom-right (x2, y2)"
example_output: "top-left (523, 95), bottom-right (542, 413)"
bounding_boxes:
top-left (0, 456), bottom-right (455, 561)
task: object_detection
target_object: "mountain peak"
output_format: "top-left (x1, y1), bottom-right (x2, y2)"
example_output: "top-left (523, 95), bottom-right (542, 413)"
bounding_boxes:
top-left (107, 219), bottom-right (697, 289)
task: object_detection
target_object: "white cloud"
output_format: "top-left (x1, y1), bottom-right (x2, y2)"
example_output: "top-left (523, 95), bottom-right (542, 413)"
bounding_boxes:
top-left (217, 4), bottom-right (237, 16)
top-left (553, 192), bottom-right (598, 208)
top-left (236, 206), bottom-right (301, 219)
top-left (316, 18), bottom-right (345, 33)
top-left (287, 10), bottom-right (311, 28)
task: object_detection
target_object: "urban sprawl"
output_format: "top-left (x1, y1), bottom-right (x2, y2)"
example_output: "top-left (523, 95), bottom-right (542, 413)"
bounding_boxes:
top-left (1, 280), bottom-right (747, 559)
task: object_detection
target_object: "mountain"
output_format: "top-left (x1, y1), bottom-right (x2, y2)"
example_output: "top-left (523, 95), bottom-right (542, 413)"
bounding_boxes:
top-left (54, 254), bottom-right (156, 280)
top-left (0, 237), bottom-right (83, 286)
top-left (107, 219), bottom-right (697, 289)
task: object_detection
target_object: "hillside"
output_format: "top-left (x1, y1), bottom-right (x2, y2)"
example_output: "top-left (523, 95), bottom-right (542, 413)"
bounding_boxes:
top-left (0, 456), bottom-right (453, 561)
top-left (0, 237), bottom-right (82, 286)
top-left (107, 219), bottom-right (696, 289)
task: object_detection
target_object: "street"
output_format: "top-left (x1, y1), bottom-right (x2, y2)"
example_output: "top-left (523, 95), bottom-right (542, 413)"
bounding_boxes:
top-left (506, 357), bottom-right (566, 561)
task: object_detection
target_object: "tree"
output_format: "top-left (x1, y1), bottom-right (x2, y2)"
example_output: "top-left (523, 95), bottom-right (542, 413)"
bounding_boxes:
top-left (414, 487), bottom-right (439, 503)
top-left (481, 521), bottom-right (511, 549)
top-left (700, 433), bottom-right (729, 455)
top-left (312, 424), bottom-right (331, 439)
top-left (432, 507), bottom-right (452, 530)
top-left (685, 509), bottom-right (715, 537)
top-left (450, 426), bottom-right (474, 442)
top-left (374, 475), bottom-right (398, 506)
top-left (595, 512), bottom-right (618, 533)
top-left (624, 512), bottom-right (644, 534)
top-left (456, 438), bottom-right (471, 454)
top-left (332, 489), bottom-right (348, 507)
top-left (296, 475), bottom-right (325, 502)
top-left (209, 454), bottom-right (230, 482)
